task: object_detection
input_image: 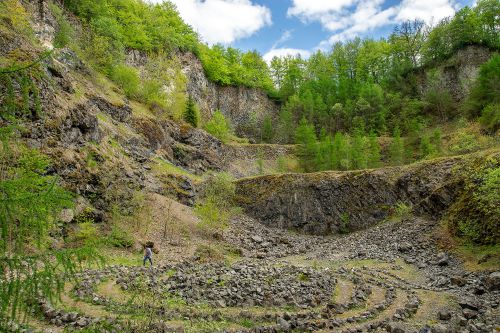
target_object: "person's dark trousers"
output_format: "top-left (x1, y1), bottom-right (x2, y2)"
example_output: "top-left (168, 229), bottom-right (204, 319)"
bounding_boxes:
top-left (143, 256), bottom-right (153, 266)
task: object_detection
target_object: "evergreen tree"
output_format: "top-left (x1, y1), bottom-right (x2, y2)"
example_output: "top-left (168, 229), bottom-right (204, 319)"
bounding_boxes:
top-left (390, 126), bottom-right (404, 165)
top-left (332, 132), bottom-right (349, 170)
top-left (420, 134), bottom-right (436, 159)
top-left (0, 129), bottom-right (101, 327)
top-left (295, 117), bottom-right (318, 172)
top-left (350, 120), bottom-right (367, 169)
top-left (183, 96), bottom-right (199, 127)
top-left (261, 115), bottom-right (274, 143)
top-left (367, 131), bottom-right (381, 168)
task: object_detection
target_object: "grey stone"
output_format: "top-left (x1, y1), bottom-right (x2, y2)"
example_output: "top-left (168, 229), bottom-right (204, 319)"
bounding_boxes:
top-left (437, 310), bottom-right (452, 321)
top-left (431, 324), bottom-right (448, 333)
top-left (484, 271), bottom-right (500, 291)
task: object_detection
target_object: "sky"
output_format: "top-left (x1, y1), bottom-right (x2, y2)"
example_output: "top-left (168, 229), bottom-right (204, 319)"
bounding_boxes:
top-left (159, 0), bottom-right (475, 62)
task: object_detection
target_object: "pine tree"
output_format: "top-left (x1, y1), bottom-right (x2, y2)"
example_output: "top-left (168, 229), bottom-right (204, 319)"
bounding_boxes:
top-left (261, 115), bottom-right (273, 143)
top-left (295, 117), bottom-right (318, 172)
top-left (331, 132), bottom-right (345, 170)
top-left (0, 130), bottom-right (101, 327)
top-left (183, 96), bottom-right (199, 127)
top-left (367, 131), bottom-right (381, 168)
top-left (390, 126), bottom-right (404, 165)
top-left (420, 134), bottom-right (436, 159)
top-left (350, 119), bottom-right (367, 170)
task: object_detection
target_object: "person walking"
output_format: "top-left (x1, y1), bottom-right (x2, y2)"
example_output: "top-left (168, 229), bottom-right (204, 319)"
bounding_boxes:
top-left (143, 243), bottom-right (153, 266)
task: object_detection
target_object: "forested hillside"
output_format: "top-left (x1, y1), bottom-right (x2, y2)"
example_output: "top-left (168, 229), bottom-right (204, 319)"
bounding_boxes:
top-left (0, 0), bottom-right (499, 332)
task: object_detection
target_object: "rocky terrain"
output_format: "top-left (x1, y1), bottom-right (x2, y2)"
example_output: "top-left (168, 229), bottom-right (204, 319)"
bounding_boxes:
top-left (13, 214), bottom-right (499, 333)
top-left (235, 151), bottom-right (498, 235)
top-left (1, 2), bottom-right (498, 333)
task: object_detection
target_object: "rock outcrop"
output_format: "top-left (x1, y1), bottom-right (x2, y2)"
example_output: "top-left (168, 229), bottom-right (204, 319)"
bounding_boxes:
top-left (235, 151), bottom-right (499, 235)
top-left (416, 45), bottom-right (493, 102)
top-left (179, 52), bottom-right (280, 140)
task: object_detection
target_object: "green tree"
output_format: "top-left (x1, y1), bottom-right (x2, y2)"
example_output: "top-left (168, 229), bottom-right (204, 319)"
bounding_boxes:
top-left (479, 104), bottom-right (500, 134)
top-left (390, 126), bottom-right (404, 165)
top-left (0, 130), bottom-right (101, 327)
top-left (183, 96), bottom-right (199, 127)
top-left (367, 132), bottom-right (381, 168)
top-left (110, 64), bottom-right (141, 98)
top-left (295, 118), bottom-right (318, 172)
top-left (419, 134), bottom-right (436, 159)
top-left (261, 115), bottom-right (274, 143)
top-left (466, 55), bottom-right (500, 117)
top-left (204, 110), bottom-right (232, 143)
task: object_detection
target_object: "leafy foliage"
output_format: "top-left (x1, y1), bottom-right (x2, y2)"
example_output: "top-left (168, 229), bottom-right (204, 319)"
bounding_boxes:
top-left (204, 110), bottom-right (233, 143)
top-left (62, 0), bottom-right (276, 95)
top-left (269, 0), bottom-right (498, 156)
top-left (110, 64), bottom-right (141, 99)
top-left (183, 96), bottom-right (200, 127)
top-left (195, 173), bottom-right (238, 237)
top-left (448, 154), bottom-right (500, 244)
top-left (0, 131), bottom-right (101, 326)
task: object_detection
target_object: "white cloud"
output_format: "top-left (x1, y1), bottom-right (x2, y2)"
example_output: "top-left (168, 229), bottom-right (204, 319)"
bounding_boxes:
top-left (272, 30), bottom-right (293, 49)
top-left (263, 48), bottom-right (311, 63)
top-left (287, 0), bottom-right (458, 47)
top-left (288, 0), bottom-right (358, 18)
top-left (396, 0), bottom-right (457, 23)
top-left (160, 0), bottom-right (272, 45)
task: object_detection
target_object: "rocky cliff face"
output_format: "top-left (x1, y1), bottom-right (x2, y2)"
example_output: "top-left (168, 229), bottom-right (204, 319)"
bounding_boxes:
top-left (235, 151), bottom-right (499, 235)
top-left (179, 53), bottom-right (280, 140)
top-left (417, 45), bottom-right (493, 102)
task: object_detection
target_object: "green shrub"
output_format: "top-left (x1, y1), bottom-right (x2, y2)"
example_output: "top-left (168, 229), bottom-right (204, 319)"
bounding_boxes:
top-left (110, 64), bottom-right (141, 98)
top-left (183, 96), bottom-right (200, 127)
top-left (394, 201), bottom-right (412, 218)
top-left (74, 222), bottom-right (98, 245)
top-left (107, 224), bottom-right (133, 248)
top-left (204, 110), bottom-right (232, 143)
top-left (449, 131), bottom-right (481, 154)
top-left (50, 3), bottom-right (73, 48)
top-left (195, 173), bottom-right (238, 237)
top-left (202, 172), bottom-right (236, 210)
top-left (339, 213), bottom-right (350, 234)
top-left (194, 199), bottom-right (230, 236)
top-left (479, 104), bottom-right (500, 134)
top-left (448, 154), bottom-right (500, 244)
top-left (141, 79), bottom-right (168, 109)
top-left (419, 134), bottom-right (437, 159)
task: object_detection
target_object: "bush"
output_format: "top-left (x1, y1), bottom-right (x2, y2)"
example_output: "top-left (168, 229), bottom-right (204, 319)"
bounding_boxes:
top-left (339, 213), bottom-right (350, 234)
top-left (479, 104), bottom-right (500, 134)
top-left (107, 224), bottom-right (134, 248)
top-left (50, 3), bottom-right (73, 48)
top-left (394, 201), bottom-right (412, 219)
top-left (183, 96), bottom-right (200, 127)
top-left (204, 110), bottom-right (232, 143)
top-left (74, 222), bottom-right (99, 245)
top-left (194, 199), bottom-right (230, 236)
top-left (110, 64), bottom-right (141, 99)
top-left (466, 55), bottom-right (500, 117)
top-left (195, 173), bottom-right (238, 237)
top-left (449, 157), bottom-right (500, 244)
top-left (449, 131), bottom-right (481, 154)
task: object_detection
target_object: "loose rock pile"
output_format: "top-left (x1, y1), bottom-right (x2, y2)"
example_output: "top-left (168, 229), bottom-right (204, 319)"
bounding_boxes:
top-left (20, 216), bottom-right (499, 333)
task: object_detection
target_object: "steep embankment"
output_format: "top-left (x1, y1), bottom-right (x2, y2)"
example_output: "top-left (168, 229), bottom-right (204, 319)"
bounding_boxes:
top-left (415, 45), bottom-right (493, 102)
top-left (125, 50), bottom-right (280, 141)
top-left (180, 52), bottom-right (280, 140)
top-left (236, 150), bottom-right (500, 235)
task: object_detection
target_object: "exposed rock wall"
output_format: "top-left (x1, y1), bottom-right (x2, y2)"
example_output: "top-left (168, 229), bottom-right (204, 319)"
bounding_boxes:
top-left (416, 45), bottom-right (494, 101)
top-left (235, 152), bottom-right (498, 235)
top-left (179, 53), bottom-right (280, 140)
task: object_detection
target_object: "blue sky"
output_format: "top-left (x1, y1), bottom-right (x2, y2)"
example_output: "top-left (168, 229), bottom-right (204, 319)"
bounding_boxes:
top-left (165, 0), bottom-right (475, 61)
